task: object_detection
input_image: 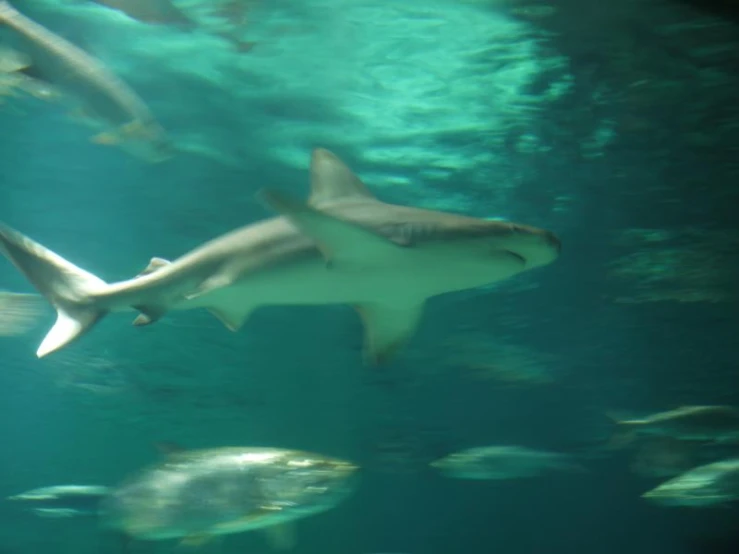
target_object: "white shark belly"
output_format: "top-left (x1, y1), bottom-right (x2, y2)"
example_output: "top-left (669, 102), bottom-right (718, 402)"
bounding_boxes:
top-left (174, 243), bottom-right (525, 312)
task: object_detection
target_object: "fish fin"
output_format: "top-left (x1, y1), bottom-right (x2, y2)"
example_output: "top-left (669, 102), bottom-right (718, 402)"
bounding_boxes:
top-left (262, 521), bottom-right (297, 551)
top-left (92, 130), bottom-right (121, 145)
top-left (258, 189), bottom-right (408, 267)
top-left (185, 274), bottom-right (234, 301)
top-left (136, 257), bottom-right (171, 277)
top-left (354, 302), bottom-right (424, 365)
top-left (91, 121), bottom-right (147, 146)
top-left (207, 305), bottom-right (253, 332)
top-left (120, 120), bottom-right (153, 140)
top-left (307, 148), bottom-right (377, 206)
top-left (131, 304), bottom-right (167, 326)
top-left (0, 224), bottom-right (109, 357)
top-left (0, 44), bottom-right (31, 72)
top-left (210, 511), bottom-right (272, 534)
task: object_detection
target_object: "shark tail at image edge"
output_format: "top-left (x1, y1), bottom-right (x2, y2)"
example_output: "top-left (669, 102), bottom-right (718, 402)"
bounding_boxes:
top-left (0, 224), bottom-right (113, 357)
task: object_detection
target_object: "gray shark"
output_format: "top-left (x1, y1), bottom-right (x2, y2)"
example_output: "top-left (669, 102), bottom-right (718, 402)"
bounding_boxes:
top-left (0, 148), bottom-right (561, 364)
top-left (0, 0), bottom-right (171, 162)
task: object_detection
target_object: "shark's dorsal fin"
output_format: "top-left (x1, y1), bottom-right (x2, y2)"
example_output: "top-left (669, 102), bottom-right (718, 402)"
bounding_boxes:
top-left (308, 148), bottom-right (377, 206)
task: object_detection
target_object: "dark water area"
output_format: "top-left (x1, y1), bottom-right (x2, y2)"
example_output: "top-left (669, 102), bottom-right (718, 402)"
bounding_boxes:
top-left (1, 0), bottom-right (738, 553)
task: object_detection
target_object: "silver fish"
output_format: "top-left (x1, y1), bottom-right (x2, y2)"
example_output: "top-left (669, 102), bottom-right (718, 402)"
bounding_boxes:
top-left (100, 447), bottom-right (358, 545)
top-left (8, 485), bottom-right (110, 517)
top-left (642, 458), bottom-right (739, 507)
top-left (430, 446), bottom-right (584, 480)
top-left (609, 406), bottom-right (739, 446)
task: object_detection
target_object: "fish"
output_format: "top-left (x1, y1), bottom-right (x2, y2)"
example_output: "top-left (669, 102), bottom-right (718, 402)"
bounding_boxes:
top-left (100, 447), bottom-right (359, 546)
top-left (608, 406), bottom-right (739, 447)
top-left (0, 0), bottom-right (171, 162)
top-left (642, 458), bottom-right (739, 507)
top-left (0, 148), bottom-right (560, 365)
top-left (430, 445), bottom-right (585, 480)
top-left (7, 485), bottom-right (110, 517)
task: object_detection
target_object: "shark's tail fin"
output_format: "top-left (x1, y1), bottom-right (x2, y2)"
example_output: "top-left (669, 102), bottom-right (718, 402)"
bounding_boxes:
top-left (0, 224), bottom-right (109, 357)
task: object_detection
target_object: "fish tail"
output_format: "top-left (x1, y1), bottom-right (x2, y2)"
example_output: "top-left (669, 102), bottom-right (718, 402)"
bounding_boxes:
top-left (0, 224), bottom-right (109, 357)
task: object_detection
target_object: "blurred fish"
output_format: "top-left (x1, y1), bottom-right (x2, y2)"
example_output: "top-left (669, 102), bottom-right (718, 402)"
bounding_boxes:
top-left (642, 458), bottom-right (739, 507)
top-left (101, 446), bottom-right (359, 547)
top-left (0, 0), bottom-right (172, 162)
top-left (608, 406), bottom-right (739, 448)
top-left (7, 485), bottom-right (110, 517)
top-left (0, 148), bottom-right (561, 365)
top-left (430, 446), bottom-right (586, 480)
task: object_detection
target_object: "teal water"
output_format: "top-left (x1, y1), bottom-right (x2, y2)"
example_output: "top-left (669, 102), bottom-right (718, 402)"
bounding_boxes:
top-left (1, 0), bottom-right (739, 553)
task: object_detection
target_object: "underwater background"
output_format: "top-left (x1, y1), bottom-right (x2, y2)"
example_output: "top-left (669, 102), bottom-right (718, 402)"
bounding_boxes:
top-left (1, 0), bottom-right (738, 552)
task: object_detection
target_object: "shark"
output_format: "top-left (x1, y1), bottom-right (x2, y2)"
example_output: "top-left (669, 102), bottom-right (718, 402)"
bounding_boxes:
top-left (0, 0), bottom-right (172, 162)
top-left (0, 148), bottom-right (561, 364)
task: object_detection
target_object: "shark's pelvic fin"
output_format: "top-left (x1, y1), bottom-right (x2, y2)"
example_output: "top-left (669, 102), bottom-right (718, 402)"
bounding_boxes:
top-left (129, 259), bottom-right (171, 326)
top-left (0, 224), bottom-right (108, 357)
top-left (136, 257), bottom-right (171, 277)
top-left (258, 189), bottom-right (408, 267)
top-left (354, 302), bottom-right (424, 365)
top-left (307, 148), bottom-right (377, 205)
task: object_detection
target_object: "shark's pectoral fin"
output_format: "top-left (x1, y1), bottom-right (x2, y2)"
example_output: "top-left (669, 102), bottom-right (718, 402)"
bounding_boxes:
top-left (259, 189), bottom-right (408, 266)
top-left (136, 257), bottom-right (171, 277)
top-left (131, 304), bottom-right (167, 326)
top-left (262, 521), bottom-right (297, 551)
top-left (206, 305), bottom-right (254, 332)
top-left (354, 301), bottom-right (425, 365)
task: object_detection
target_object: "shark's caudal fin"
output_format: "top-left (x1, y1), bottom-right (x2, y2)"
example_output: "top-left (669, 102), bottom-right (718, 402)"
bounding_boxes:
top-left (0, 224), bottom-right (109, 357)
